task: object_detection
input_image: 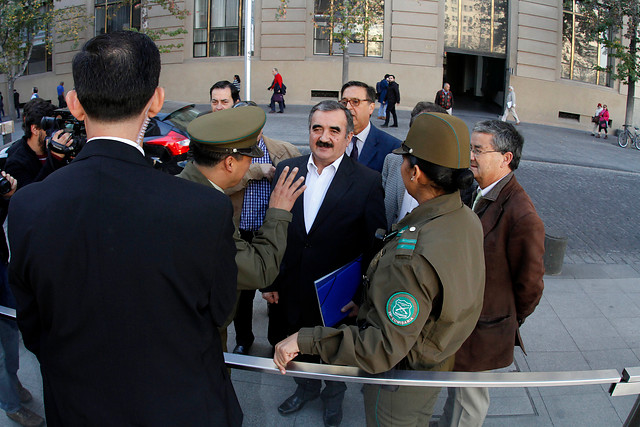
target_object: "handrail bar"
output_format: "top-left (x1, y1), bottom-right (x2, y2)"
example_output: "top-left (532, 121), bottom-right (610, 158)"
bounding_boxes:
top-left (224, 353), bottom-right (622, 389)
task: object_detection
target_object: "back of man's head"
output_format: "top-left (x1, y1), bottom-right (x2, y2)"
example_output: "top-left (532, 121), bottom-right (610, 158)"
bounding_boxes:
top-left (23, 99), bottom-right (56, 138)
top-left (72, 31), bottom-right (160, 122)
top-left (410, 102), bottom-right (447, 126)
top-left (472, 120), bottom-right (524, 170)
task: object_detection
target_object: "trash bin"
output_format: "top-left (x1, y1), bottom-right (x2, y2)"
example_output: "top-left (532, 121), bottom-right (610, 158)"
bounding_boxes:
top-left (1, 121), bottom-right (14, 145)
top-left (543, 233), bottom-right (568, 275)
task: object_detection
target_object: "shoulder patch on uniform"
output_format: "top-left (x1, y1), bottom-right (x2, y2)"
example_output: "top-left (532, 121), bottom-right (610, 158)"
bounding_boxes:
top-left (386, 292), bottom-right (419, 326)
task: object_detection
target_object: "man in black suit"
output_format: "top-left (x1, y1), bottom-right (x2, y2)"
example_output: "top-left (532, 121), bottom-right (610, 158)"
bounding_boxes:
top-left (339, 81), bottom-right (400, 173)
top-left (8, 31), bottom-right (242, 426)
top-left (262, 100), bottom-right (386, 427)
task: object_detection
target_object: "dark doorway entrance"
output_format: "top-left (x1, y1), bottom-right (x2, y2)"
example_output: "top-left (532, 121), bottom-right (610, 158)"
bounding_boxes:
top-left (443, 52), bottom-right (505, 114)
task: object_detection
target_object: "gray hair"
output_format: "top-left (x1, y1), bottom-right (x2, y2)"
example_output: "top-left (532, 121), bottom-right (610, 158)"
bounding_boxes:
top-left (472, 120), bottom-right (524, 170)
top-left (308, 100), bottom-right (354, 135)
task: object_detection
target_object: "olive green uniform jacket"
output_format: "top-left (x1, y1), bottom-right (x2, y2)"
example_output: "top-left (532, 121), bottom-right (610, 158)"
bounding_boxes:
top-left (178, 161), bottom-right (292, 291)
top-left (298, 191), bottom-right (485, 374)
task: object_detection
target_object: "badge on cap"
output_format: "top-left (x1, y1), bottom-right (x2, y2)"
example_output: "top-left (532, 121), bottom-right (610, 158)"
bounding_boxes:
top-left (386, 292), bottom-right (419, 326)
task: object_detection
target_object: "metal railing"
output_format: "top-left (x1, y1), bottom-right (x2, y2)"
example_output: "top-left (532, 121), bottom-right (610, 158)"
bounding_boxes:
top-left (3, 307), bottom-right (639, 424)
top-left (224, 353), bottom-right (640, 425)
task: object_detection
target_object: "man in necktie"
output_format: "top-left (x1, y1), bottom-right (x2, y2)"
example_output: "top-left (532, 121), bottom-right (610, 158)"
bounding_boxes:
top-left (339, 81), bottom-right (400, 172)
top-left (439, 120), bottom-right (545, 427)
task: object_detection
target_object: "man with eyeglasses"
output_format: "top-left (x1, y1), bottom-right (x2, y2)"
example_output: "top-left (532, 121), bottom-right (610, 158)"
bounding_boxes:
top-left (339, 81), bottom-right (400, 173)
top-left (438, 120), bottom-right (544, 427)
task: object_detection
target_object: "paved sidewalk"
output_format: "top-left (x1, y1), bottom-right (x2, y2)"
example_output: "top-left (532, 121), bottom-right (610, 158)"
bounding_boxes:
top-left (3, 105), bottom-right (640, 426)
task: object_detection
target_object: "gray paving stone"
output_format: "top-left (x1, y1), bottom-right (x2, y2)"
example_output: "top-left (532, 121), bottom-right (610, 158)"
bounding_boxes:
top-left (520, 313), bottom-right (579, 352)
top-left (545, 291), bottom-right (604, 320)
top-left (541, 392), bottom-right (622, 426)
top-left (561, 318), bottom-right (627, 351)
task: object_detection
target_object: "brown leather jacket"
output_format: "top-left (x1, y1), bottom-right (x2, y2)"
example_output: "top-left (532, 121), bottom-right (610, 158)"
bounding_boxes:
top-left (454, 173), bottom-right (545, 371)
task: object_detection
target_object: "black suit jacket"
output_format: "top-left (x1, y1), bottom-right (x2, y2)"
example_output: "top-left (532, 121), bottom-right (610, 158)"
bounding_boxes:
top-left (8, 139), bottom-right (242, 426)
top-left (266, 154), bottom-right (386, 343)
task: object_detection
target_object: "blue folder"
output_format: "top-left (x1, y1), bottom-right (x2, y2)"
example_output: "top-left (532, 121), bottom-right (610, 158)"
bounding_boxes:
top-left (314, 256), bottom-right (363, 327)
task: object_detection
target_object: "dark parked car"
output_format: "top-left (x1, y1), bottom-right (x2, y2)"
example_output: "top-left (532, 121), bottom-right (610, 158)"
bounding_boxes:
top-left (144, 101), bottom-right (201, 174)
top-left (0, 101), bottom-right (202, 174)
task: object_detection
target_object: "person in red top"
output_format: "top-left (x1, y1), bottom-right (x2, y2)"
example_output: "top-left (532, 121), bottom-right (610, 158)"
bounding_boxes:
top-left (268, 68), bottom-right (285, 114)
top-left (596, 104), bottom-right (610, 139)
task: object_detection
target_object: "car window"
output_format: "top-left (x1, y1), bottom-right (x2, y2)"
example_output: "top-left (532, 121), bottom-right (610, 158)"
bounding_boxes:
top-left (164, 107), bottom-right (200, 133)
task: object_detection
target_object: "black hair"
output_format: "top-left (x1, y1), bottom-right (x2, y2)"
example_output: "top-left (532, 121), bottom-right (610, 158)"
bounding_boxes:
top-left (340, 81), bottom-right (376, 103)
top-left (22, 99), bottom-right (56, 139)
top-left (308, 100), bottom-right (354, 134)
top-left (234, 75), bottom-right (241, 83)
top-left (406, 155), bottom-right (474, 194)
top-left (209, 80), bottom-right (240, 104)
top-left (472, 120), bottom-right (524, 170)
top-left (72, 31), bottom-right (160, 122)
top-left (189, 142), bottom-right (243, 167)
top-left (384, 74), bottom-right (390, 79)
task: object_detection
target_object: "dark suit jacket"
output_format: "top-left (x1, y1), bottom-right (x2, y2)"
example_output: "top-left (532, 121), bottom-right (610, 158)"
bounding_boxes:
top-left (8, 139), bottom-right (242, 426)
top-left (266, 154), bottom-right (386, 343)
top-left (359, 124), bottom-right (401, 173)
top-left (454, 173), bottom-right (545, 372)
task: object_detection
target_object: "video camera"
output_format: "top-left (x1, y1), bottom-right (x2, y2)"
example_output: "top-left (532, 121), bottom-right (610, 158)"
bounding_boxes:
top-left (40, 108), bottom-right (87, 158)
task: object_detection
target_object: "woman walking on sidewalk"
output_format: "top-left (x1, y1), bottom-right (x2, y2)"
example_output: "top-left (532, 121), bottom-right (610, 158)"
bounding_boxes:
top-left (591, 103), bottom-right (603, 136)
top-left (596, 105), bottom-right (610, 139)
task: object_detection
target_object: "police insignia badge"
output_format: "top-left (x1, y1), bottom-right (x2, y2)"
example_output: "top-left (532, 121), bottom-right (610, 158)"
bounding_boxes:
top-left (386, 292), bottom-right (419, 326)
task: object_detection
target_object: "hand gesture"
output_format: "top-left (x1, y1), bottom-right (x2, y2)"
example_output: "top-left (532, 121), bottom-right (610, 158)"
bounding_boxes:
top-left (269, 166), bottom-right (306, 211)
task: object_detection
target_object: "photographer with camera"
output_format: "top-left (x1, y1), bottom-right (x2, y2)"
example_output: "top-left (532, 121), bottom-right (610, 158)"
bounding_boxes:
top-left (5, 99), bottom-right (74, 191)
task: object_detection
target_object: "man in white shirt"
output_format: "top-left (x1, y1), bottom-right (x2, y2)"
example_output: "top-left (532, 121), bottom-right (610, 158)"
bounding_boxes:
top-left (262, 100), bottom-right (386, 427)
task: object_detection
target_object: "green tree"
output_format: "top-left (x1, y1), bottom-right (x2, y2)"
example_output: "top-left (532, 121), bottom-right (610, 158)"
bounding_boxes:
top-left (0, 0), bottom-right (85, 119)
top-left (579, 0), bottom-right (640, 127)
top-left (0, 0), bottom-right (188, 121)
top-left (279, 0), bottom-right (384, 84)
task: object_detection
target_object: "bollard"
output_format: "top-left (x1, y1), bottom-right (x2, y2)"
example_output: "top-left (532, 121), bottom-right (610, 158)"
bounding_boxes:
top-left (1, 121), bottom-right (14, 145)
top-left (543, 233), bottom-right (568, 275)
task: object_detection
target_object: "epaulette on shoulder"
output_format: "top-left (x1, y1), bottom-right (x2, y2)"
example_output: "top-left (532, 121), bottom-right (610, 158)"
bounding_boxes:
top-left (395, 225), bottom-right (418, 257)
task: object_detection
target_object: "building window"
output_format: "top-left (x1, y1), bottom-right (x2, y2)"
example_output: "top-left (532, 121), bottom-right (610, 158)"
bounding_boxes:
top-left (25, 30), bottom-right (52, 75)
top-left (193, 0), bottom-right (244, 57)
top-left (444, 0), bottom-right (507, 55)
top-left (561, 0), bottom-right (611, 86)
top-left (95, 0), bottom-right (141, 35)
top-left (313, 0), bottom-right (384, 57)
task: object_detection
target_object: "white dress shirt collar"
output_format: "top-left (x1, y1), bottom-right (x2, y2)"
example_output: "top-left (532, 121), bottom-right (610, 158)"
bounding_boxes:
top-left (87, 136), bottom-right (145, 156)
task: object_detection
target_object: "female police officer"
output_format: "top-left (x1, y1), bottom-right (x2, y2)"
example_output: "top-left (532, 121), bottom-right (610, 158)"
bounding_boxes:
top-left (274, 112), bottom-right (486, 426)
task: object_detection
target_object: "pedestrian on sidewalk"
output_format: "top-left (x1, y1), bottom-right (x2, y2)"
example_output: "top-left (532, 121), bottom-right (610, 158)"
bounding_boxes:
top-left (382, 74), bottom-right (400, 127)
top-left (232, 74), bottom-right (241, 101)
top-left (13, 90), bottom-right (20, 119)
top-left (435, 83), bottom-right (454, 115)
top-left (591, 103), bottom-right (603, 136)
top-left (376, 74), bottom-right (389, 119)
top-left (0, 93), bottom-right (4, 119)
top-left (268, 68), bottom-right (285, 114)
top-left (596, 105), bottom-right (609, 139)
top-left (501, 86), bottom-right (520, 125)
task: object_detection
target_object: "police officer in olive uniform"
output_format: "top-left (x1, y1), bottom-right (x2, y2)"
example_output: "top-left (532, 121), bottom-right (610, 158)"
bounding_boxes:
top-left (178, 106), bottom-right (306, 350)
top-left (274, 112), bottom-right (486, 426)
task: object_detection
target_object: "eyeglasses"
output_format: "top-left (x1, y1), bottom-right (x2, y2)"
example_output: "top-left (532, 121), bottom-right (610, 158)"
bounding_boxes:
top-left (339, 98), bottom-right (370, 107)
top-left (470, 146), bottom-right (502, 155)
